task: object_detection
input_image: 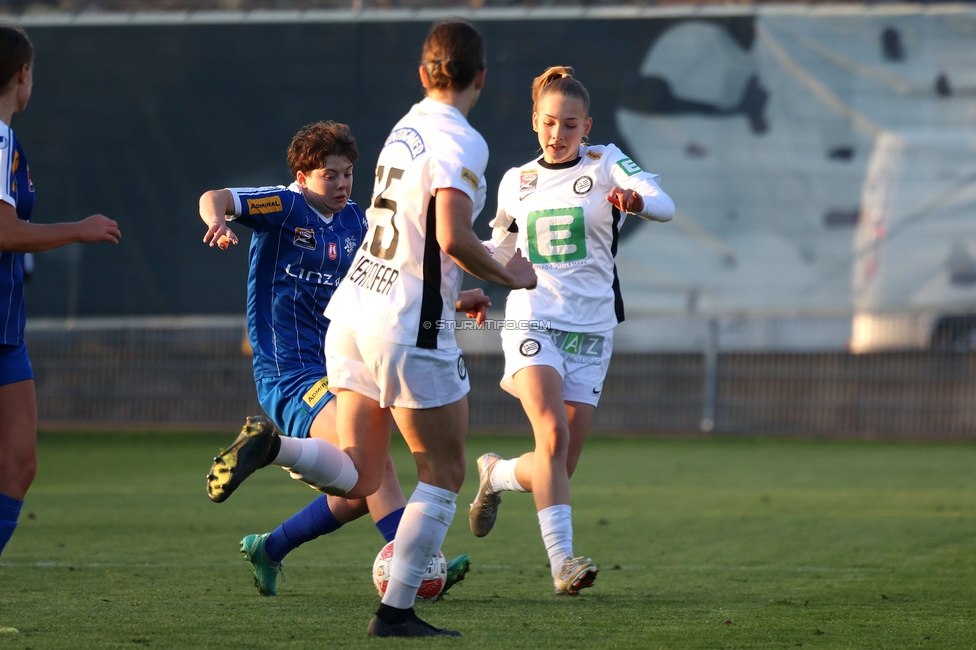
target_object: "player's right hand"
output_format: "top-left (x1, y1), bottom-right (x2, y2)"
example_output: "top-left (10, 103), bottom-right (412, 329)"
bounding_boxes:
top-left (203, 222), bottom-right (238, 249)
top-left (506, 249), bottom-right (537, 290)
top-left (78, 214), bottom-right (121, 244)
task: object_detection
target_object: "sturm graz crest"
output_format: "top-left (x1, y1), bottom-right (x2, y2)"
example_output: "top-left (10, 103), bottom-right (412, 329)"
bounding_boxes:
top-left (573, 175), bottom-right (594, 195)
top-left (519, 339), bottom-right (541, 357)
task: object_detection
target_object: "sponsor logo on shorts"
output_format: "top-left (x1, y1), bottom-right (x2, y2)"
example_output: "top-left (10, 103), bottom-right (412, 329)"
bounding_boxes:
top-left (248, 195), bottom-right (283, 214)
top-left (585, 150), bottom-right (602, 160)
top-left (302, 376), bottom-right (330, 408)
top-left (457, 355), bottom-right (467, 380)
top-left (519, 171), bottom-right (538, 200)
top-left (328, 241), bottom-right (338, 260)
top-left (573, 175), bottom-right (593, 195)
top-left (592, 386), bottom-right (602, 394)
top-left (461, 168), bottom-right (480, 192)
top-left (294, 227), bottom-right (316, 251)
top-left (519, 338), bottom-right (541, 357)
top-left (616, 158), bottom-right (643, 177)
top-left (551, 329), bottom-right (604, 357)
top-left (386, 127), bottom-right (426, 159)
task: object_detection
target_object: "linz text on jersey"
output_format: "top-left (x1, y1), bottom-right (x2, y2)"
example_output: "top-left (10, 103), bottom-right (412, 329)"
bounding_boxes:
top-left (285, 264), bottom-right (337, 286)
top-left (348, 257), bottom-right (398, 295)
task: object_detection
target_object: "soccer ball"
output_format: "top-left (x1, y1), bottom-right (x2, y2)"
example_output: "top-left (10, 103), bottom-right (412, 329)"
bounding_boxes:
top-left (372, 540), bottom-right (447, 602)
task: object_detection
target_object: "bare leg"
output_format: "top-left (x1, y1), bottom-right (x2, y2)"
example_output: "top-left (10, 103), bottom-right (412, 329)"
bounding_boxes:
top-left (512, 398), bottom-right (595, 493)
top-left (309, 399), bottom-right (405, 523)
top-left (332, 388), bottom-right (395, 500)
top-left (0, 380), bottom-right (37, 501)
top-left (0, 380), bottom-right (37, 556)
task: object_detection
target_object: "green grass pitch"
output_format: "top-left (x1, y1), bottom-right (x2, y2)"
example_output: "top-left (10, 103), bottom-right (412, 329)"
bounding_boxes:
top-left (1, 432), bottom-right (974, 649)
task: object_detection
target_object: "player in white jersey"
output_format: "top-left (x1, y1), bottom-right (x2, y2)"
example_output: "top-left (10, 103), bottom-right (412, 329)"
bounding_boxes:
top-left (198, 121), bottom-right (471, 599)
top-left (0, 25), bottom-right (121, 577)
top-left (468, 66), bottom-right (674, 595)
top-left (324, 21), bottom-right (536, 637)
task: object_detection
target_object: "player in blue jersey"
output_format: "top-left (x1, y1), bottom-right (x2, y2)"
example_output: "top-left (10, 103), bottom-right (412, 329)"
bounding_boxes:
top-left (0, 24), bottom-right (121, 566)
top-left (199, 121), bottom-right (472, 598)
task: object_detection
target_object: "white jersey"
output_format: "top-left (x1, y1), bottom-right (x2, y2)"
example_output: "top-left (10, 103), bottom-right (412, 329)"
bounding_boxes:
top-left (326, 97), bottom-right (488, 349)
top-left (490, 143), bottom-right (673, 332)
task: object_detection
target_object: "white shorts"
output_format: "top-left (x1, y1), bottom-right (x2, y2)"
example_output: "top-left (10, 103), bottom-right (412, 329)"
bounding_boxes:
top-left (500, 326), bottom-right (613, 407)
top-left (325, 324), bottom-right (470, 409)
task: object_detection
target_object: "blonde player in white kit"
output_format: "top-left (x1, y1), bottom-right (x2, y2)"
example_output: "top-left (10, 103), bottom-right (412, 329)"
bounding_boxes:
top-left (469, 66), bottom-right (675, 595)
top-left (323, 21), bottom-right (536, 638)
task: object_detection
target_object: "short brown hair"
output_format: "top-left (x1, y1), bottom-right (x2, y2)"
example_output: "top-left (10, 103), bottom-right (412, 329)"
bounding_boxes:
top-left (287, 121), bottom-right (358, 177)
top-left (421, 19), bottom-right (485, 92)
top-left (0, 24), bottom-right (33, 95)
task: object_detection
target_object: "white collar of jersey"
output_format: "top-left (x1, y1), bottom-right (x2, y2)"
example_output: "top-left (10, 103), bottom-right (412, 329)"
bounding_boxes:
top-left (312, 207), bottom-right (334, 224)
top-left (417, 97), bottom-right (466, 123)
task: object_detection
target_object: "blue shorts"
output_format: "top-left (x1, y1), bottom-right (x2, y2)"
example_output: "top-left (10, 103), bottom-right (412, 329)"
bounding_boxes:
top-left (0, 343), bottom-right (33, 387)
top-left (255, 373), bottom-right (334, 439)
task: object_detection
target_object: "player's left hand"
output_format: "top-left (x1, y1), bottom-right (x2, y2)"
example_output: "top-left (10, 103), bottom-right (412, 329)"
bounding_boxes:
top-left (456, 288), bottom-right (491, 326)
top-left (606, 187), bottom-right (644, 214)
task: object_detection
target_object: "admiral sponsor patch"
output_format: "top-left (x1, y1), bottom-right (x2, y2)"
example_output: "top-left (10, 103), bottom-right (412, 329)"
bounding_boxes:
top-left (294, 227), bottom-right (316, 251)
top-left (585, 150), bottom-right (602, 160)
top-left (248, 195), bottom-right (283, 214)
top-left (461, 167), bottom-right (480, 192)
top-left (519, 338), bottom-right (541, 357)
top-left (301, 376), bottom-right (331, 408)
top-left (573, 176), bottom-right (593, 195)
top-left (616, 158), bottom-right (643, 177)
top-left (519, 171), bottom-right (538, 200)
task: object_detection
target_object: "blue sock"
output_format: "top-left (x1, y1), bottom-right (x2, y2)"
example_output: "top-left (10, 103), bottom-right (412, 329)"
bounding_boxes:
top-left (0, 493), bottom-right (24, 558)
top-left (375, 506), bottom-right (404, 543)
top-left (264, 495), bottom-right (342, 563)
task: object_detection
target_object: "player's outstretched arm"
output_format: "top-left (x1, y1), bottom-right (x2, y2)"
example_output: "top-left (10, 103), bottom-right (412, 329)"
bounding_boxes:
top-left (0, 202), bottom-right (120, 253)
top-left (199, 189), bottom-right (239, 250)
top-left (435, 188), bottom-right (536, 290)
top-left (606, 183), bottom-right (674, 223)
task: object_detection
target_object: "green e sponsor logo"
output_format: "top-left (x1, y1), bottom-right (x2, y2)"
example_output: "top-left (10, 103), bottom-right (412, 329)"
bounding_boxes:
top-left (616, 158), bottom-right (642, 177)
top-left (526, 208), bottom-right (587, 264)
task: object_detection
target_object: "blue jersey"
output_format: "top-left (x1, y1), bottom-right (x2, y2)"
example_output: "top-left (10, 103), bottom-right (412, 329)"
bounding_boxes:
top-left (229, 183), bottom-right (368, 393)
top-left (0, 124), bottom-right (34, 346)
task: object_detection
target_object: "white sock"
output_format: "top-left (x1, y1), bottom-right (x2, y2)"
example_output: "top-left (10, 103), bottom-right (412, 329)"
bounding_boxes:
top-left (273, 436), bottom-right (302, 467)
top-left (382, 482), bottom-right (457, 609)
top-left (538, 504), bottom-right (573, 580)
top-left (488, 458), bottom-right (529, 493)
top-left (275, 437), bottom-right (358, 496)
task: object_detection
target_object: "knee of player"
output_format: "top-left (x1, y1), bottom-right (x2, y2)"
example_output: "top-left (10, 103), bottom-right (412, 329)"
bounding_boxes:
top-left (417, 459), bottom-right (465, 494)
top-left (346, 469), bottom-right (385, 500)
top-left (532, 424), bottom-right (571, 458)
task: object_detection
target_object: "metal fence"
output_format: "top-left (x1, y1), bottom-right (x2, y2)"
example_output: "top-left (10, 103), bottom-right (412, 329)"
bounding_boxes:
top-left (25, 321), bottom-right (976, 438)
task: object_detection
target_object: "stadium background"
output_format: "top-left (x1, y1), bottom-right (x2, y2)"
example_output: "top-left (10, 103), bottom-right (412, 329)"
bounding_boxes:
top-left (7, 3), bottom-right (976, 435)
